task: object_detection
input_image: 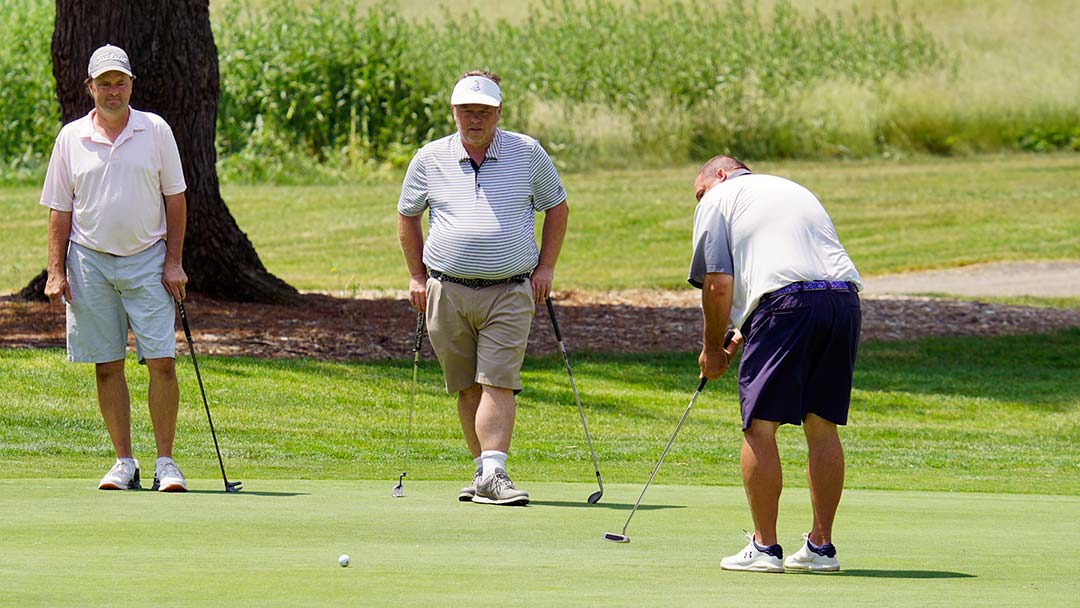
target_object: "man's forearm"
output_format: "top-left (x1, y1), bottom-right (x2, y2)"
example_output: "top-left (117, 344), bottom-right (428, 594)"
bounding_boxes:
top-left (47, 210), bottom-right (72, 273)
top-left (537, 201), bottom-right (568, 269)
top-left (397, 213), bottom-right (426, 277)
top-left (702, 272), bottom-right (734, 350)
top-left (164, 193), bottom-right (187, 265)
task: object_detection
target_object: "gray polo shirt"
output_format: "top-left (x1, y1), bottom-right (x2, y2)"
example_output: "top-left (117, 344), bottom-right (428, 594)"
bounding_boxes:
top-left (398, 129), bottom-right (566, 279)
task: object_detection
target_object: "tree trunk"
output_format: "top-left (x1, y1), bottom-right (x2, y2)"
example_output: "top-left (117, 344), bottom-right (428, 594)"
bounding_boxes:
top-left (25, 0), bottom-right (301, 304)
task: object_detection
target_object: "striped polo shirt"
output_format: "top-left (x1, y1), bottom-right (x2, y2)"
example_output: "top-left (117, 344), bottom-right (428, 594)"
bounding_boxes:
top-left (397, 129), bottom-right (567, 280)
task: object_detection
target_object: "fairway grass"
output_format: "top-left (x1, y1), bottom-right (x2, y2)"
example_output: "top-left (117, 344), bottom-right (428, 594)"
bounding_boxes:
top-left (4, 154), bottom-right (1079, 294)
top-left (2, 480), bottom-right (1077, 607)
top-left (3, 331), bottom-right (1079, 495)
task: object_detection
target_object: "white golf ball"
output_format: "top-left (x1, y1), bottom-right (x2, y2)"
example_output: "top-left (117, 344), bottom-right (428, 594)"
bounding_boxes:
top-left (338, 554), bottom-right (350, 568)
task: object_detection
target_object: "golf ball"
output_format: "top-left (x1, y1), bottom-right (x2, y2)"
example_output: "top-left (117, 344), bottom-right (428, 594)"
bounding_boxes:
top-left (338, 554), bottom-right (350, 568)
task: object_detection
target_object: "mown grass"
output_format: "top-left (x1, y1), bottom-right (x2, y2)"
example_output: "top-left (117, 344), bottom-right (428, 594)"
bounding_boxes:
top-left (4, 154), bottom-right (1077, 295)
top-left (5, 479), bottom-right (1079, 606)
top-left (2, 329), bottom-right (1078, 495)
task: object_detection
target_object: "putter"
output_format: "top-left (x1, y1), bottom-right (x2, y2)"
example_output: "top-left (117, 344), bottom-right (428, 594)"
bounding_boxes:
top-left (392, 311), bottom-right (424, 498)
top-left (545, 297), bottom-right (604, 504)
top-left (603, 329), bottom-right (735, 543)
top-left (177, 300), bottom-right (242, 493)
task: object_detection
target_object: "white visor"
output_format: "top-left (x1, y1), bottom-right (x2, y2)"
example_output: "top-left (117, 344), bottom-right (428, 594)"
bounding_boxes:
top-left (451, 76), bottom-right (502, 107)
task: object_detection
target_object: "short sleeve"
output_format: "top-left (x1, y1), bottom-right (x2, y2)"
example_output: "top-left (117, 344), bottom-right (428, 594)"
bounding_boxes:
top-left (529, 143), bottom-right (566, 212)
top-left (687, 201), bottom-right (734, 288)
top-left (40, 134), bottom-right (75, 212)
top-left (158, 121), bottom-right (186, 196)
top-left (397, 150), bottom-right (429, 216)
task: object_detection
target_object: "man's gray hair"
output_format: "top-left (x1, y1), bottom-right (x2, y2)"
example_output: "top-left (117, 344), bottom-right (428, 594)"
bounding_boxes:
top-left (696, 155), bottom-right (750, 183)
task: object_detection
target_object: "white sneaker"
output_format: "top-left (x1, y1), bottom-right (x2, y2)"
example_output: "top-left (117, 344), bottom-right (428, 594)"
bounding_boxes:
top-left (98, 459), bottom-right (141, 490)
top-left (721, 533), bottom-right (785, 573)
top-left (458, 468), bottom-right (483, 502)
top-left (153, 460), bottom-right (188, 492)
top-left (784, 533), bottom-right (840, 572)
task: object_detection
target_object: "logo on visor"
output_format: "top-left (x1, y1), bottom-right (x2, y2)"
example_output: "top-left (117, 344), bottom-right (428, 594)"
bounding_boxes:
top-left (470, 80), bottom-right (482, 92)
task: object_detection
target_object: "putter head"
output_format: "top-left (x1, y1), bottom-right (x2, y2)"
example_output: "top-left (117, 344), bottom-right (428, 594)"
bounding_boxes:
top-left (602, 532), bottom-right (630, 543)
top-left (587, 490), bottom-right (603, 504)
top-left (225, 480), bottom-right (242, 493)
top-left (392, 483), bottom-right (404, 498)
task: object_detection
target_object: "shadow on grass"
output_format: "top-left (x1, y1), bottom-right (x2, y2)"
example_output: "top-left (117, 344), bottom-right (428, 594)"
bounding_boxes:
top-left (529, 500), bottom-right (685, 511)
top-left (181, 489), bottom-right (310, 497)
top-left (833, 569), bottom-right (975, 579)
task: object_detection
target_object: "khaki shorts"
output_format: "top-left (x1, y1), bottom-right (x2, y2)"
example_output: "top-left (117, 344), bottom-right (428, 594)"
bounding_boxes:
top-left (425, 277), bottom-right (535, 394)
top-left (65, 240), bottom-right (176, 364)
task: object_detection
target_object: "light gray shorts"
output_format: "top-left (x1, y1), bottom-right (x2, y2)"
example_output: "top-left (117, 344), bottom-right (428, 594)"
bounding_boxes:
top-left (65, 240), bottom-right (177, 364)
top-left (425, 277), bottom-right (535, 394)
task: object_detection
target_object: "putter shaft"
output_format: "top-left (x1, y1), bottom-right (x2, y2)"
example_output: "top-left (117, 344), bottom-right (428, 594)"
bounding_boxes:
top-left (394, 311), bottom-right (424, 497)
top-left (608, 330), bottom-right (735, 541)
top-left (177, 300), bottom-right (241, 493)
top-left (546, 297), bottom-right (604, 502)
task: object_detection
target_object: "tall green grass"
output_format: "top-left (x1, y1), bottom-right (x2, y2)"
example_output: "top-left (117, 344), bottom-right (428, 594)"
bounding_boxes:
top-left (211, 0), bottom-right (943, 177)
top-left (0, 0), bottom-right (57, 185)
top-left (1, 0), bottom-right (1076, 184)
top-left (0, 0), bottom-right (944, 183)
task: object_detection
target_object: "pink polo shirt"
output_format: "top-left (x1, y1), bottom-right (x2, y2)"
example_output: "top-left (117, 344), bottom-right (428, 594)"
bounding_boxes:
top-left (40, 107), bottom-right (186, 257)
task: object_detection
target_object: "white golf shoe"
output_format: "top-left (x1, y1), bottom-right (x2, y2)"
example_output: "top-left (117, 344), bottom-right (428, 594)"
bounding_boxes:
top-left (720, 533), bottom-right (785, 573)
top-left (152, 460), bottom-right (188, 492)
top-left (784, 533), bottom-right (840, 572)
top-left (98, 459), bottom-right (141, 490)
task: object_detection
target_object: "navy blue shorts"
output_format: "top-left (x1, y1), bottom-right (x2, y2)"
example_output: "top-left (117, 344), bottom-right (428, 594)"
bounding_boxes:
top-left (737, 284), bottom-right (861, 430)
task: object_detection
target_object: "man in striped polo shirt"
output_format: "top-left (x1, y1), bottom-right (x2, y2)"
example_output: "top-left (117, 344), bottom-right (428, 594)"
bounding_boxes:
top-left (397, 70), bottom-right (569, 506)
top-left (688, 156), bottom-right (862, 572)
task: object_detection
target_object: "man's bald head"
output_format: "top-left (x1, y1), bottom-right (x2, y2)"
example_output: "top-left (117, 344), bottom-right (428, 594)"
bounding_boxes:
top-left (693, 156), bottom-right (750, 201)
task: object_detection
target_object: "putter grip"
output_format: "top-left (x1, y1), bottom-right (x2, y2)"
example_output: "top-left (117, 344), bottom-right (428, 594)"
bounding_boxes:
top-left (177, 301), bottom-right (193, 340)
top-left (698, 330), bottom-right (736, 391)
top-left (545, 297), bottom-right (563, 341)
top-left (413, 311), bottom-right (424, 352)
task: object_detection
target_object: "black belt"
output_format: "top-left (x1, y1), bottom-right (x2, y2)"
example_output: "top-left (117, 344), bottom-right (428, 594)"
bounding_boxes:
top-left (429, 270), bottom-right (530, 289)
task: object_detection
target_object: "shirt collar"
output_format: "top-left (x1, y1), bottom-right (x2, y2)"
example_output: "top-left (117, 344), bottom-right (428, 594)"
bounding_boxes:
top-left (726, 168), bottom-right (752, 180)
top-left (454, 129), bottom-right (502, 163)
top-left (78, 107), bottom-right (147, 141)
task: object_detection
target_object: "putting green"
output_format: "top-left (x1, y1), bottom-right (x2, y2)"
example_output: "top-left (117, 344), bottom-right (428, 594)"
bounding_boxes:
top-left (2, 480), bottom-right (1076, 606)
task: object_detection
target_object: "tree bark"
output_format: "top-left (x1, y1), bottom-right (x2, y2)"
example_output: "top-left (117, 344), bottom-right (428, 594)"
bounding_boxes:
top-left (24, 0), bottom-right (301, 304)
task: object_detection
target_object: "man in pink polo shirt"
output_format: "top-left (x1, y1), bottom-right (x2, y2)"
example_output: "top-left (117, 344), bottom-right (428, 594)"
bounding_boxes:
top-left (41, 44), bottom-right (190, 492)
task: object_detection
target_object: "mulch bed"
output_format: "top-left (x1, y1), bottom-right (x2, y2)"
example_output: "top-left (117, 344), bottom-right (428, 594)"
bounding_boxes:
top-left (2, 291), bottom-right (1077, 361)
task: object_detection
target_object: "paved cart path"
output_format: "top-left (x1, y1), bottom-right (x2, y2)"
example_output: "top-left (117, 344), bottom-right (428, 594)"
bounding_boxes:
top-left (861, 260), bottom-right (1080, 298)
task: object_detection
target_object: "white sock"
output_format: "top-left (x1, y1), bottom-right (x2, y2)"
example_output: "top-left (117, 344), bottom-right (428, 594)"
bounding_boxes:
top-left (480, 450), bottom-right (507, 480)
top-left (118, 457), bottom-right (136, 467)
top-left (472, 455), bottom-right (483, 472)
top-left (155, 456), bottom-right (174, 471)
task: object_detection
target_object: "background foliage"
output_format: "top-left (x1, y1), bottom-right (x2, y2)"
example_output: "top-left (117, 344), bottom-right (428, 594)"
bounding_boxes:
top-left (0, 0), bottom-right (57, 184)
top-left (1, 0), bottom-right (1077, 184)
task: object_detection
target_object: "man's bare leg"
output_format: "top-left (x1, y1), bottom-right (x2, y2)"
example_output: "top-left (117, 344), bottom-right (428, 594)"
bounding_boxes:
top-left (145, 357), bottom-right (179, 458)
top-left (95, 359), bottom-right (132, 458)
top-left (741, 419), bottom-right (782, 546)
top-left (803, 413), bottom-right (844, 546)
